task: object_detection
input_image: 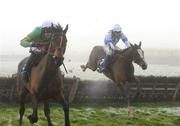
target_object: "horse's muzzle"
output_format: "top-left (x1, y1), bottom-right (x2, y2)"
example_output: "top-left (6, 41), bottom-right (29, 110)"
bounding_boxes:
top-left (142, 64), bottom-right (147, 70)
top-left (141, 61), bottom-right (147, 70)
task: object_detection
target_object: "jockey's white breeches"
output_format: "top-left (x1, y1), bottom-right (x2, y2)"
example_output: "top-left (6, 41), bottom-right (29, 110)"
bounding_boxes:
top-left (30, 47), bottom-right (46, 53)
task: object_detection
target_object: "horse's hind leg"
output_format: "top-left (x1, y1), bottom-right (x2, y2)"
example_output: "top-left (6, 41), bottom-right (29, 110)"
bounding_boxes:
top-left (19, 91), bottom-right (26, 126)
top-left (44, 101), bottom-right (53, 126)
top-left (80, 62), bottom-right (96, 72)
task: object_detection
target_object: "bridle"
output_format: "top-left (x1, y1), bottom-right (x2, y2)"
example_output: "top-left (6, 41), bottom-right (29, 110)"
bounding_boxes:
top-left (47, 31), bottom-right (64, 55)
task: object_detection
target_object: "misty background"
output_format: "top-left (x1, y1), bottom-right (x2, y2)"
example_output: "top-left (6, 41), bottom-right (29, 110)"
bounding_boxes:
top-left (0, 0), bottom-right (179, 79)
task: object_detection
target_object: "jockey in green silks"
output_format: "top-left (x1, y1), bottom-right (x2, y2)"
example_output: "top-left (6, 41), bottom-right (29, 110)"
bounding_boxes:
top-left (20, 20), bottom-right (59, 82)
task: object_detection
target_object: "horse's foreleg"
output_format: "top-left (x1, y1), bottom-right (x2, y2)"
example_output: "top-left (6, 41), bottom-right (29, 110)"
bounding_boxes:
top-left (80, 64), bottom-right (87, 72)
top-left (44, 101), bottom-right (53, 126)
top-left (130, 76), bottom-right (141, 101)
top-left (117, 82), bottom-right (130, 105)
top-left (117, 81), bottom-right (133, 117)
top-left (124, 82), bottom-right (130, 107)
top-left (56, 92), bottom-right (70, 126)
top-left (28, 94), bottom-right (38, 124)
top-left (62, 100), bottom-right (70, 126)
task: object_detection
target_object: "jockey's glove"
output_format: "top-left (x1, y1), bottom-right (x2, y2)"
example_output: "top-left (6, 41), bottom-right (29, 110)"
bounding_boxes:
top-left (31, 43), bottom-right (41, 47)
top-left (109, 43), bottom-right (115, 50)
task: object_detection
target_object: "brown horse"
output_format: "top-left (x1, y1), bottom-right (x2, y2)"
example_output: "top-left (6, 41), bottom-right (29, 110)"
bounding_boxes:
top-left (17, 24), bottom-right (70, 126)
top-left (81, 42), bottom-right (147, 108)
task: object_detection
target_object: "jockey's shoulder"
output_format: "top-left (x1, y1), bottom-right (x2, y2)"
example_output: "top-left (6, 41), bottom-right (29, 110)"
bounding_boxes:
top-left (108, 30), bottom-right (113, 34)
top-left (105, 30), bottom-right (113, 38)
top-left (29, 26), bottom-right (42, 38)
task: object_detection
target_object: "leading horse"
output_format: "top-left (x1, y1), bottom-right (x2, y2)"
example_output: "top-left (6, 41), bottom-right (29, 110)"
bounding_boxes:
top-left (81, 42), bottom-right (147, 112)
top-left (17, 24), bottom-right (70, 126)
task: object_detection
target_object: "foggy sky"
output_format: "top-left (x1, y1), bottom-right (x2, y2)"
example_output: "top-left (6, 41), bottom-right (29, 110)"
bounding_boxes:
top-left (0, 0), bottom-right (180, 55)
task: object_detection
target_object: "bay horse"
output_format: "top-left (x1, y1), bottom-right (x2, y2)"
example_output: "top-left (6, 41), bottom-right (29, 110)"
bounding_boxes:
top-left (17, 24), bottom-right (70, 126)
top-left (81, 42), bottom-right (147, 111)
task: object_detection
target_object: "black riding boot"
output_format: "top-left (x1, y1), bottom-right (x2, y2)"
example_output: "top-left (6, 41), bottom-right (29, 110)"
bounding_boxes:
top-left (98, 55), bottom-right (110, 73)
top-left (21, 53), bottom-right (40, 82)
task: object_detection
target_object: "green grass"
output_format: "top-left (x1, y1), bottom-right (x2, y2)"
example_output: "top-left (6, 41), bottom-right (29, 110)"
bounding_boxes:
top-left (0, 103), bottom-right (180, 126)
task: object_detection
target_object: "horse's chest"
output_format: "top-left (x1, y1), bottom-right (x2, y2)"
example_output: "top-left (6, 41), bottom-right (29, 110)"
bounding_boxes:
top-left (37, 83), bottom-right (59, 99)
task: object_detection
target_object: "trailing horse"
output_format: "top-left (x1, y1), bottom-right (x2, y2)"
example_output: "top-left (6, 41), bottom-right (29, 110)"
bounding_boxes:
top-left (17, 24), bottom-right (70, 126)
top-left (81, 42), bottom-right (147, 114)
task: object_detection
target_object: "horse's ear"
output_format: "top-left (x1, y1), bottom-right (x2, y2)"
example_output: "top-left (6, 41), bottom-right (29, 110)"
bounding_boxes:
top-left (134, 44), bottom-right (138, 49)
top-left (129, 42), bottom-right (133, 47)
top-left (139, 41), bottom-right (142, 47)
top-left (63, 24), bottom-right (68, 34)
top-left (57, 23), bottom-right (61, 27)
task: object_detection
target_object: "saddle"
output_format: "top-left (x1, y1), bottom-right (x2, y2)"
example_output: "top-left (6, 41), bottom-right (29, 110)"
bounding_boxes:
top-left (21, 53), bottom-right (45, 83)
top-left (97, 49), bottom-right (123, 73)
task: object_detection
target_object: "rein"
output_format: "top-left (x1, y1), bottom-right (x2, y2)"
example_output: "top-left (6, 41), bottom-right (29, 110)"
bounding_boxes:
top-left (46, 31), bottom-right (68, 73)
top-left (47, 39), bottom-right (52, 54)
top-left (59, 32), bottom-right (64, 48)
top-left (47, 31), bottom-right (64, 54)
top-left (114, 47), bottom-right (134, 63)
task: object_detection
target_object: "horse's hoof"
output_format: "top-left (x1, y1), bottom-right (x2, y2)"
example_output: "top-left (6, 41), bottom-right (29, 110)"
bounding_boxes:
top-left (48, 124), bottom-right (54, 126)
top-left (48, 122), bottom-right (54, 126)
top-left (28, 115), bottom-right (38, 124)
top-left (80, 65), bottom-right (86, 72)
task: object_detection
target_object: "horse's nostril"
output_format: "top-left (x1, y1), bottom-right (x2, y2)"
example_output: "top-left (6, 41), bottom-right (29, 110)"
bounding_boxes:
top-left (142, 64), bottom-right (147, 70)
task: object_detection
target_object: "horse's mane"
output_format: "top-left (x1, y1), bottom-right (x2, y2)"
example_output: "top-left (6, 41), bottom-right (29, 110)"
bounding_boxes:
top-left (115, 47), bottom-right (132, 55)
top-left (52, 24), bottom-right (63, 34)
top-left (51, 24), bottom-right (63, 41)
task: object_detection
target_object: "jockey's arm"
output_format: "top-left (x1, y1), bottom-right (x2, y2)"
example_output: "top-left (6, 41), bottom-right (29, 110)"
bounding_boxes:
top-left (104, 39), bottom-right (116, 50)
top-left (20, 27), bottom-right (42, 48)
top-left (104, 32), bottom-right (115, 50)
top-left (20, 35), bottom-right (33, 47)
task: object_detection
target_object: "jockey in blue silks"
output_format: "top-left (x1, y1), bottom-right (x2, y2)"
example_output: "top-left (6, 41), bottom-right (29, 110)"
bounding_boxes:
top-left (99, 24), bottom-right (130, 72)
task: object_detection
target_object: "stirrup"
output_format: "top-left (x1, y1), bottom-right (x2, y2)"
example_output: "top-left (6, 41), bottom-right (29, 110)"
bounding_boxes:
top-left (97, 67), bottom-right (105, 73)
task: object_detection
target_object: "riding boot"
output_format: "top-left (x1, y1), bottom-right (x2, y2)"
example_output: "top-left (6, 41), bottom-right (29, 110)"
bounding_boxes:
top-left (99, 55), bottom-right (110, 73)
top-left (21, 53), bottom-right (37, 82)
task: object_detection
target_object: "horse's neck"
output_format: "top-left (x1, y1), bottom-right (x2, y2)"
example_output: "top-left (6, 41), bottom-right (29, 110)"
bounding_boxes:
top-left (121, 48), bottom-right (134, 62)
top-left (37, 54), bottom-right (57, 75)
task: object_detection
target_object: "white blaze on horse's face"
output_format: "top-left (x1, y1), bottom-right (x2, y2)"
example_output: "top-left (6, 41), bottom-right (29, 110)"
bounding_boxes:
top-left (137, 49), bottom-right (144, 59)
top-left (137, 48), bottom-right (147, 70)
